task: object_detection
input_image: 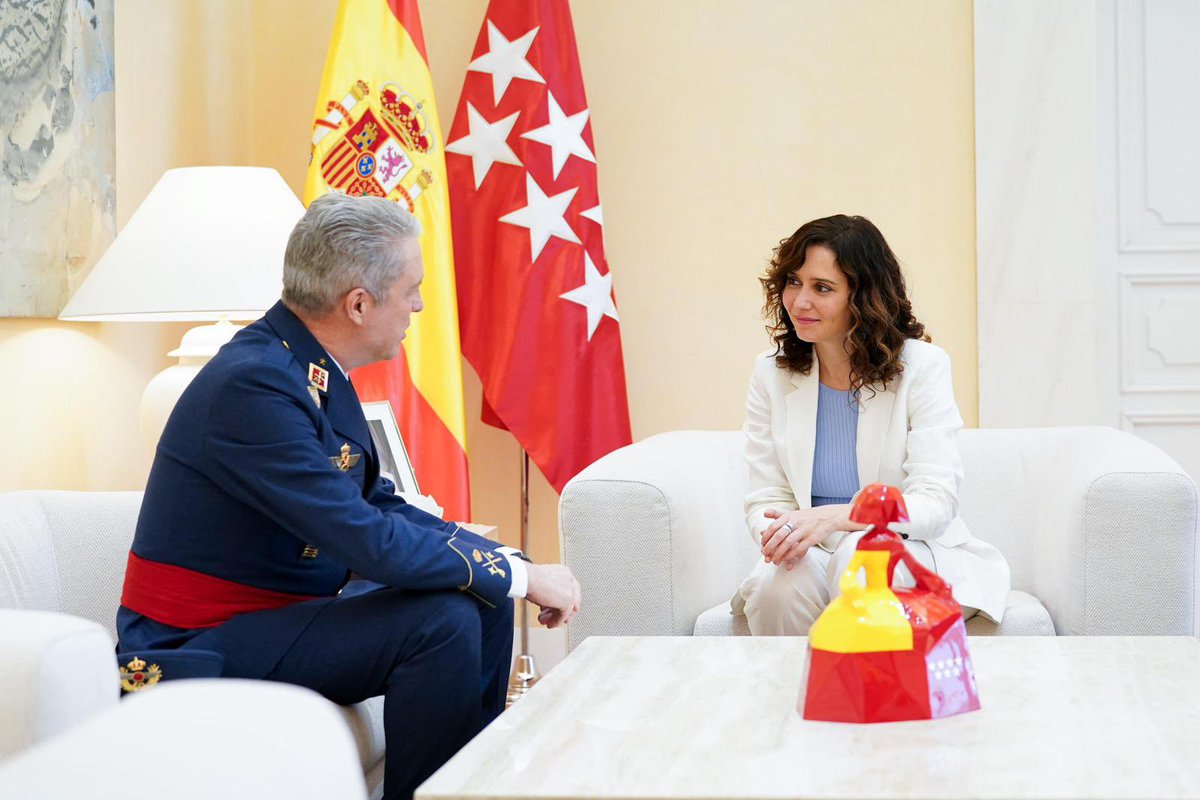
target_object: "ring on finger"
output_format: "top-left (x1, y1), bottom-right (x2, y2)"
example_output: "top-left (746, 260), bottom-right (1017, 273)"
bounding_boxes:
top-left (781, 522), bottom-right (796, 534)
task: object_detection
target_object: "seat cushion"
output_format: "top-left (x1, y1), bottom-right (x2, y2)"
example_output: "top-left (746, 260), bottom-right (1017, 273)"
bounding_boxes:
top-left (965, 590), bottom-right (1055, 635)
top-left (693, 589), bottom-right (1055, 637)
top-left (693, 603), bottom-right (750, 636)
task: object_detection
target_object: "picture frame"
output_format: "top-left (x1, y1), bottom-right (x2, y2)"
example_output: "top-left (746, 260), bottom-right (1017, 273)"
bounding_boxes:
top-left (360, 401), bottom-right (421, 495)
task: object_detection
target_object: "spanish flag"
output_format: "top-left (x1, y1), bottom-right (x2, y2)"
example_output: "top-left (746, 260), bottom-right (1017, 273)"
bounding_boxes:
top-left (304, 0), bottom-right (470, 520)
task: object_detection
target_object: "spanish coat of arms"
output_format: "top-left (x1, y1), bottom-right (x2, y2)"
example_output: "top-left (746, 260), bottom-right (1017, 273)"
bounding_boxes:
top-left (310, 79), bottom-right (435, 212)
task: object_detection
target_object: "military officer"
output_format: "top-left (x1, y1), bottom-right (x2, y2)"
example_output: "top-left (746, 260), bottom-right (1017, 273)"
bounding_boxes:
top-left (116, 192), bottom-right (582, 800)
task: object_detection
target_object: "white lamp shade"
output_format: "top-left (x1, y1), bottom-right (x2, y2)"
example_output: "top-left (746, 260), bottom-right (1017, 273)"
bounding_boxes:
top-left (59, 167), bottom-right (305, 321)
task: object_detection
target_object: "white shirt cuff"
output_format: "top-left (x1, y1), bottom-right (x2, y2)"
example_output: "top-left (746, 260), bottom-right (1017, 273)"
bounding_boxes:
top-left (496, 546), bottom-right (528, 598)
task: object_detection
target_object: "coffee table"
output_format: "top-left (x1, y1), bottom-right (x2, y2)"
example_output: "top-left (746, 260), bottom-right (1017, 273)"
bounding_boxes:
top-left (417, 635), bottom-right (1200, 799)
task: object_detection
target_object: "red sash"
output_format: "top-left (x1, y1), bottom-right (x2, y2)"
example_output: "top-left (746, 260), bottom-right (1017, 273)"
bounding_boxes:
top-left (121, 552), bottom-right (324, 629)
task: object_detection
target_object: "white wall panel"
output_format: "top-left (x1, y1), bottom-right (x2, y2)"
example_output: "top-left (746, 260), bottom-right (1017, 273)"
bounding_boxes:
top-left (977, 0), bottom-right (1199, 485)
top-left (975, 0), bottom-right (1105, 428)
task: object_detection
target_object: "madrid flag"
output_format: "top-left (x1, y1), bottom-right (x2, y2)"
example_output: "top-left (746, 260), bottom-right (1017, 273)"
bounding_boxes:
top-left (305, 0), bottom-right (470, 520)
top-left (447, 0), bottom-right (632, 492)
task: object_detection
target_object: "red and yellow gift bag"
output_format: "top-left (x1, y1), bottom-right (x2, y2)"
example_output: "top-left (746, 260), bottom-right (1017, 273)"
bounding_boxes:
top-left (800, 484), bottom-right (981, 723)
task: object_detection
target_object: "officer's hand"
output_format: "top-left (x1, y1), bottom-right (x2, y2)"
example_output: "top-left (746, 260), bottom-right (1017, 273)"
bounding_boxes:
top-left (525, 563), bottom-right (581, 628)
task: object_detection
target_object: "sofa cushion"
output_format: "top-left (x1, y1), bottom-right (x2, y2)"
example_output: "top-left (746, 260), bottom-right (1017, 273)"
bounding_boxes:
top-left (692, 589), bottom-right (1055, 637)
top-left (693, 603), bottom-right (750, 637)
top-left (0, 491), bottom-right (142, 643)
top-left (0, 495), bottom-right (64, 613)
top-left (965, 590), bottom-right (1055, 635)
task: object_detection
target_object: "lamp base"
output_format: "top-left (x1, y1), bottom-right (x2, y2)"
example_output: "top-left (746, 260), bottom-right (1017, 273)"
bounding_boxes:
top-left (140, 320), bottom-right (243, 457)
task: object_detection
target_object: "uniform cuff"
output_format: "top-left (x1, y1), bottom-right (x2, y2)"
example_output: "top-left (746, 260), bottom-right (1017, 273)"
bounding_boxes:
top-left (497, 547), bottom-right (527, 598)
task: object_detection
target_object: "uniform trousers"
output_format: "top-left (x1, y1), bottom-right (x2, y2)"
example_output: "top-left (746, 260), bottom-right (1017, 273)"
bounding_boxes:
top-left (183, 583), bottom-right (514, 800)
top-left (737, 531), bottom-right (976, 636)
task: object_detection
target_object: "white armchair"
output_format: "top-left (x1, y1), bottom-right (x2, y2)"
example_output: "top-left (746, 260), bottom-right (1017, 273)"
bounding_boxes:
top-left (0, 491), bottom-right (386, 797)
top-left (0, 679), bottom-right (367, 799)
top-left (559, 427), bottom-right (1198, 650)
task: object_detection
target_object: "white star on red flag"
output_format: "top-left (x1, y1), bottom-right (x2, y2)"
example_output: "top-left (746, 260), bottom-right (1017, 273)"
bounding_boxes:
top-left (467, 20), bottom-right (545, 105)
top-left (521, 92), bottom-right (596, 179)
top-left (498, 173), bottom-right (580, 262)
top-left (559, 252), bottom-right (619, 341)
top-left (444, 103), bottom-right (522, 189)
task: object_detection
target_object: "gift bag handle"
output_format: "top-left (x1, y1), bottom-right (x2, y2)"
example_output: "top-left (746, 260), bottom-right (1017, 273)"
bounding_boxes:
top-left (887, 541), bottom-right (952, 599)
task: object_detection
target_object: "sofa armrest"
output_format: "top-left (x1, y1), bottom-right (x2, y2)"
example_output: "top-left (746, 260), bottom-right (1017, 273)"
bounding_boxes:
top-left (0, 680), bottom-right (367, 799)
top-left (560, 431), bottom-right (755, 650)
top-left (962, 427), bottom-right (1198, 636)
top-left (1072, 433), bottom-right (1197, 635)
top-left (0, 609), bottom-right (118, 759)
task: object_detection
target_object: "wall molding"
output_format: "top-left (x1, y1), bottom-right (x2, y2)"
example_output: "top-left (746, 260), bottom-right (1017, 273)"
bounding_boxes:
top-left (1116, 0), bottom-right (1200, 253)
top-left (1122, 413), bottom-right (1200, 430)
top-left (1119, 272), bottom-right (1200, 393)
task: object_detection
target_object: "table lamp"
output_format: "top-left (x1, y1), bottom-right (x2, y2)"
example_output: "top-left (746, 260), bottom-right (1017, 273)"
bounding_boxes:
top-left (59, 166), bottom-right (305, 451)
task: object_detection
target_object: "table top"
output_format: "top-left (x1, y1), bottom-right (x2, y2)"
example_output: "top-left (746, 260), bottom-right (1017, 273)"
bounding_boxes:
top-left (417, 635), bottom-right (1200, 800)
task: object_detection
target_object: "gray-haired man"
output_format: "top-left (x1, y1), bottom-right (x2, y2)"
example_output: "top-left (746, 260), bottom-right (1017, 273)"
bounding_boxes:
top-left (117, 192), bottom-right (582, 800)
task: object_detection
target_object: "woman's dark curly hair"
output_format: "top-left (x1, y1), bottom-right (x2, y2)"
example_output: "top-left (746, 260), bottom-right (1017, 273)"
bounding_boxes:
top-left (761, 214), bottom-right (929, 394)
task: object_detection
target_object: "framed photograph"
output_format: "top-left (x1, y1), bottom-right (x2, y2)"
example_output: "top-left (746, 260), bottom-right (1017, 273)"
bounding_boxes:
top-left (360, 401), bottom-right (421, 495)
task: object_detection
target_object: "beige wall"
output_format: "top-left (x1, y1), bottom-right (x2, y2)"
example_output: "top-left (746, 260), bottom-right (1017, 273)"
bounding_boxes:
top-left (0, 0), bottom-right (976, 563)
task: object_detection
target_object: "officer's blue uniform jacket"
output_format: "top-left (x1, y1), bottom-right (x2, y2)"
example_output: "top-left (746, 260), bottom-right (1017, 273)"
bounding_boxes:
top-left (116, 301), bottom-right (512, 676)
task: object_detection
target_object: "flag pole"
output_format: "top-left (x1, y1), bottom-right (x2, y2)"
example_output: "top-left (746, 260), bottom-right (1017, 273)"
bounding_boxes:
top-left (506, 448), bottom-right (540, 705)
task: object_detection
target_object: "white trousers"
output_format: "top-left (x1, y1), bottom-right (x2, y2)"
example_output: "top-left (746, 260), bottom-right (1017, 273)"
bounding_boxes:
top-left (735, 531), bottom-right (975, 636)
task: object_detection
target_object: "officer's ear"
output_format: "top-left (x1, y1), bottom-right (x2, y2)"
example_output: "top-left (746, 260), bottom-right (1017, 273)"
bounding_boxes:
top-left (343, 288), bottom-right (372, 325)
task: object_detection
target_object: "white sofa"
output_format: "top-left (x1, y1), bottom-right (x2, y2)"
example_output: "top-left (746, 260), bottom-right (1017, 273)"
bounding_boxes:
top-left (0, 679), bottom-right (367, 798)
top-left (559, 427), bottom-right (1199, 650)
top-left (0, 490), bottom-right (386, 797)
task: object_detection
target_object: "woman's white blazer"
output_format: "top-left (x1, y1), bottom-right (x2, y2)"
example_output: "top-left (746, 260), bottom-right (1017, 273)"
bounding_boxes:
top-left (743, 338), bottom-right (1010, 621)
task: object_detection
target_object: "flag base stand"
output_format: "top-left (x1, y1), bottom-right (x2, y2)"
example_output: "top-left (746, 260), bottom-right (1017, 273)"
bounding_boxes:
top-left (506, 449), bottom-right (538, 707)
top-left (506, 653), bottom-right (540, 707)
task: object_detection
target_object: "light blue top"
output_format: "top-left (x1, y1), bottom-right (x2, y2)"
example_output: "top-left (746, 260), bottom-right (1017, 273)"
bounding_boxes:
top-left (811, 383), bottom-right (860, 507)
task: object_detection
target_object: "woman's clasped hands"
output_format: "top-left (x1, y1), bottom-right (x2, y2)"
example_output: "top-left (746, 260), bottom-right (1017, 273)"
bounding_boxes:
top-left (760, 505), bottom-right (861, 569)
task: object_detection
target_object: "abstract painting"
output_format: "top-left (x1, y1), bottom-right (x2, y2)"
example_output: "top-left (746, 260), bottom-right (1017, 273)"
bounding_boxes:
top-left (0, 0), bottom-right (114, 317)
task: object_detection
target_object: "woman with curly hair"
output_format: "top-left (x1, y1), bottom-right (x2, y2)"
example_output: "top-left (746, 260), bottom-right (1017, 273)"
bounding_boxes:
top-left (732, 215), bottom-right (1010, 635)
